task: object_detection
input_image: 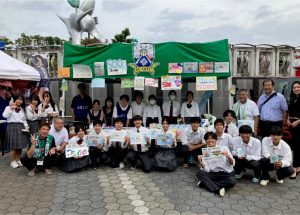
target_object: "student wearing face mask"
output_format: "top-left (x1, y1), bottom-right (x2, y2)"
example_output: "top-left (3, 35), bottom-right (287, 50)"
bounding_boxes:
top-left (143, 95), bottom-right (162, 127)
top-left (162, 90), bottom-right (181, 124)
top-left (181, 91), bottom-right (200, 124)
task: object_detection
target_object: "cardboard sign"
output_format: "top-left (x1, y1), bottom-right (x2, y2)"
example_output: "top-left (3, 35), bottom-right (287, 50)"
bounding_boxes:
top-left (73, 64), bottom-right (93, 78)
top-left (196, 76), bottom-right (217, 91)
top-left (107, 59), bottom-right (127, 76)
top-left (161, 76), bottom-right (182, 90)
top-left (65, 144), bottom-right (89, 158)
top-left (58, 67), bottom-right (70, 78)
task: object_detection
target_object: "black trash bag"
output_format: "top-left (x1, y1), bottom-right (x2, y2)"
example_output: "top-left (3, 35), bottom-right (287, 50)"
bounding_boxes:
top-left (154, 149), bottom-right (177, 172)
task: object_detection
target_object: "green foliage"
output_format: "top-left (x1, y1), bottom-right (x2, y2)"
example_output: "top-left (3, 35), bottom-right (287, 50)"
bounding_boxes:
top-left (0, 37), bottom-right (13, 45)
top-left (14, 33), bottom-right (65, 46)
top-left (112, 27), bottom-right (133, 43)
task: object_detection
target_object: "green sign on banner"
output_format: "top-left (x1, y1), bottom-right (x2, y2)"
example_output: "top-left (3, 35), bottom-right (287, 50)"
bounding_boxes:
top-left (63, 39), bottom-right (230, 79)
top-left (68, 0), bottom-right (80, 8)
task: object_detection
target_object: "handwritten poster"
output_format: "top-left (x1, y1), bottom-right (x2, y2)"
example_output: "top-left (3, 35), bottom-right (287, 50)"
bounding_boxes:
top-left (94, 62), bottom-right (105, 76)
top-left (87, 134), bottom-right (104, 147)
top-left (109, 130), bottom-right (124, 142)
top-left (215, 62), bottom-right (229, 73)
top-left (130, 133), bottom-right (146, 145)
top-left (202, 146), bottom-right (223, 162)
top-left (107, 59), bottom-right (127, 76)
top-left (91, 78), bottom-right (105, 88)
top-left (157, 134), bottom-right (173, 145)
top-left (134, 77), bottom-right (145, 91)
top-left (145, 78), bottom-right (158, 87)
top-left (58, 67), bottom-right (70, 78)
top-left (121, 79), bottom-right (134, 88)
top-left (169, 124), bottom-right (190, 140)
top-left (65, 144), bottom-right (89, 158)
top-left (161, 76), bottom-right (182, 90)
top-left (183, 62), bottom-right (198, 73)
top-left (199, 62), bottom-right (214, 73)
top-left (196, 76), bottom-right (217, 91)
top-left (168, 63), bottom-right (183, 74)
top-left (72, 64), bottom-right (93, 78)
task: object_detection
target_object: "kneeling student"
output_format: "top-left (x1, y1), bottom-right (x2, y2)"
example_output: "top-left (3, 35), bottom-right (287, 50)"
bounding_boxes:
top-left (196, 132), bottom-right (236, 197)
top-left (260, 126), bottom-right (295, 186)
top-left (232, 125), bottom-right (262, 183)
top-left (87, 120), bottom-right (109, 169)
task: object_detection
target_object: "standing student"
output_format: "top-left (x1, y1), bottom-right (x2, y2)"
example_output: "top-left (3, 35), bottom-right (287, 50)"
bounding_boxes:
top-left (127, 115), bottom-right (152, 173)
top-left (196, 132), bottom-right (236, 197)
top-left (3, 95), bottom-right (29, 168)
top-left (88, 99), bottom-right (104, 124)
top-left (131, 91), bottom-right (146, 118)
top-left (287, 81), bottom-right (300, 178)
top-left (108, 118), bottom-right (129, 168)
top-left (223, 110), bottom-right (239, 137)
top-left (181, 91), bottom-right (200, 124)
top-left (257, 79), bottom-right (288, 138)
top-left (71, 83), bottom-right (92, 125)
top-left (143, 95), bottom-right (162, 127)
top-left (87, 120), bottom-right (109, 169)
top-left (38, 91), bottom-right (59, 124)
top-left (102, 97), bottom-right (114, 127)
top-left (113, 94), bottom-right (132, 127)
top-left (260, 126), bottom-right (294, 186)
top-left (214, 119), bottom-right (234, 152)
top-left (162, 90), bottom-right (181, 124)
top-left (0, 87), bottom-right (12, 152)
top-left (26, 95), bottom-right (40, 135)
top-left (232, 89), bottom-right (260, 136)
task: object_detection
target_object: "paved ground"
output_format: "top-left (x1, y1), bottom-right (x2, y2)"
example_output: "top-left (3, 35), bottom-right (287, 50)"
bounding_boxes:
top-left (0, 155), bottom-right (300, 215)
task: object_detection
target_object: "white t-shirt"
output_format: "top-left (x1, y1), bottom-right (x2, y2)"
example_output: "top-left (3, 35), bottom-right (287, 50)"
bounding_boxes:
top-left (232, 99), bottom-right (259, 120)
top-left (181, 101), bottom-right (199, 118)
top-left (49, 126), bottom-right (69, 146)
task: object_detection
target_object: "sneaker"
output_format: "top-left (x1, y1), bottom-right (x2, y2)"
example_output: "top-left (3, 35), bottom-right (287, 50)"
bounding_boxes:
top-left (275, 171), bottom-right (284, 184)
top-left (10, 160), bottom-right (19, 168)
top-left (28, 170), bottom-right (35, 177)
top-left (119, 162), bottom-right (125, 169)
top-left (17, 160), bottom-right (23, 167)
top-left (197, 181), bottom-right (202, 187)
top-left (183, 163), bottom-right (188, 168)
top-left (45, 169), bottom-right (52, 175)
top-left (252, 177), bottom-right (260, 183)
top-left (235, 170), bottom-right (246, 179)
top-left (219, 188), bottom-right (225, 197)
top-left (260, 180), bottom-right (269, 186)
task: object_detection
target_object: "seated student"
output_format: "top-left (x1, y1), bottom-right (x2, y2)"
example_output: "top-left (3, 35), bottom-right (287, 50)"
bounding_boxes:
top-left (113, 94), bottom-right (132, 127)
top-left (49, 117), bottom-right (68, 154)
top-left (223, 110), bottom-right (239, 137)
top-left (21, 122), bottom-right (56, 176)
top-left (260, 126), bottom-right (295, 186)
top-left (127, 115), bottom-right (152, 173)
top-left (214, 118), bottom-right (234, 152)
top-left (181, 117), bottom-right (206, 167)
top-left (196, 132), bottom-right (236, 197)
top-left (87, 120), bottom-right (109, 169)
top-left (60, 125), bottom-right (89, 172)
top-left (108, 118), bottom-right (129, 168)
top-left (154, 117), bottom-right (177, 171)
top-left (232, 125), bottom-right (262, 183)
top-left (143, 95), bottom-right (162, 127)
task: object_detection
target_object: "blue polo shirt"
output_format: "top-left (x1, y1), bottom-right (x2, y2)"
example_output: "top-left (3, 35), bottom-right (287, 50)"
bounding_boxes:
top-left (71, 95), bottom-right (92, 121)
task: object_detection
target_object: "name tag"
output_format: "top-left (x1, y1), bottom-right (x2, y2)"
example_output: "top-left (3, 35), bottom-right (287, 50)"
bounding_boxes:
top-left (37, 158), bottom-right (44, 166)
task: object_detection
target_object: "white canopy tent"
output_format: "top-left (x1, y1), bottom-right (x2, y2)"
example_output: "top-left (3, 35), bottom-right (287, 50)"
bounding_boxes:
top-left (0, 51), bottom-right (41, 81)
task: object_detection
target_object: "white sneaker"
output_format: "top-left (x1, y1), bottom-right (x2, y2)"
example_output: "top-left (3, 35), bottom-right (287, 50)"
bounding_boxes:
top-left (10, 161), bottom-right (19, 168)
top-left (45, 169), bottom-right (52, 175)
top-left (260, 180), bottom-right (269, 186)
top-left (252, 177), bottom-right (260, 183)
top-left (197, 181), bottom-right (202, 187)
top-left (17, 160), bottom-right (23, 167)
top-left (28, 170), bottom-right (35, 177)
top-left (275, 172), bottom-right (284, 184)
top-left (119, 162), bottom-right (125, 169)
top-left (219, 188), bottom-right (225, 197)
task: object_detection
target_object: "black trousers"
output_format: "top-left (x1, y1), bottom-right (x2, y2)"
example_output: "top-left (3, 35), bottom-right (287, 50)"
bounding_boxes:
top-left (108, 147), bottom-right (128, 168)
top-left (290, 123), bottom-right (300, 167)
top-left (126, 150), bottom-right (152, 173)
top-left (259, 120), bottom-right (282, 139)
top-left (261, 158), bottom-right (294, 180)
top-left (89, 147), bottom-right (109, 166)
top-left (233, 157), bottom-right (261, 178)
top-left (196, 170), bottom-right (236, 193)
top-left (180, 145), bottom-right (202, 164)
top-left (21, 153), bottom-right (56, 170)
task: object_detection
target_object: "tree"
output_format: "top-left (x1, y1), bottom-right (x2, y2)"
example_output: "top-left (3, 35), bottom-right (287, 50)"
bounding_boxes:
top-left (112, 27), bottom-right (133, 43)
top-left (14, 33), bottom-right (65, 46)
top-left (81, 37), bottom-right (100, 46)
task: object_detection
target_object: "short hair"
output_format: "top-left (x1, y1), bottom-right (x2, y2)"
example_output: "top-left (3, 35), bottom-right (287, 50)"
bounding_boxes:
top-left (78, 83), bottom-right (87, 90)
top-left (133, 115), bottom-right (142, 122)
top-left (162, 117), bottom-right (171, 124)
top-left (239, 125), bottom-right (252, 134)
top-left (114, 118), bottom-right (123, 124)
top-left (120, 94), bottom-right (129, 101)
top-left (148, 95), bottom-right (156, 101)
top-left (214, 118), bottom-right (225, 126)
top-left (223, 109), bottom-right (236, 119)
top-left (168, 90), bottom-right (176, 96)
top-left (204, 132), bottom-right (218, 140)
top-left (238, 89), bottom-right (248, 94)
top-left (53, 116), bottom-right (64, 123)
top-left (75, 124), bottom-right (86, 134)
top-left (92, 99), bottom-right (100, 106)
top-left (191, 117), bottom-right (201, 124)
top-left (186, 91), bottom-right (194, 98)
top-left (93, 120), bottom-right (103, 127)
top-left (270, 126), bottom-right (283, 136)
top-left (263, 79), bottom-right (275, 86)
top-left (39, 122), bottom-right (51, 130)
top-left (134, 91), bottom-right (143, 99)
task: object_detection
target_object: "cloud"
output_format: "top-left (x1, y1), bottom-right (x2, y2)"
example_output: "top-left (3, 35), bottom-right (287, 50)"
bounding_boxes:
top-left (101, 0), bottom-right (143, 12)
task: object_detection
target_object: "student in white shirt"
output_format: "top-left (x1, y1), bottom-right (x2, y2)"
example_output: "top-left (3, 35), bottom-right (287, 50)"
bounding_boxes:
top-left (232, 89), bottom-right (260, 136)
top-left (127, 115), bottom-right (152, 173)
top-left (26, 95), bottom-right (40, 135)
top-left (49, 116), bottom-right (68, 154)
top-left (113, 94), bottom-right (132, 127)
top-left (260, 126), bottom-right (295, 186)
top-left (181, 91), bottom-right (199, 124)
top-left (232, 125), bottom-right (262, 183)
top-left (162, 90), bottom-right (181, 124)
top-left (143, 95), bottom-right (162, 127)
top-left (87, 120), bottom-right (109, 169)
top-left (131, 91), bottom-right (146, 119)
top-left (108, 118), bottom-right (129, 169)
top-left (223, 110), bottom-right (239, 137)
top-left (181, 117), bottom-right (206, 167)
top-left (196, 132), bottom-right (236, 197)
top-left (38, 91), bottom-right (59, 124)
top-left (214, 119), bottom-right (234, 152)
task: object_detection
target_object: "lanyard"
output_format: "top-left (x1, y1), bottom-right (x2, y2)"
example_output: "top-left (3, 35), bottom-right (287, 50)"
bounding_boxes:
top-left (236, 101), bottom-right (247, 120)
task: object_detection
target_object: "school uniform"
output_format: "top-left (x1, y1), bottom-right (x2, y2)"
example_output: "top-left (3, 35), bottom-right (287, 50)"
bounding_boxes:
top-left (131, 101), bottom-right (146, 118)
top-left (38, 103), bottom-right (59, 124)
top-left (180, 101), bottom-right (200, 124)
top-left (196, 145), bottom-right (236, 193)
top-left (143, 104), bottom-right (162, 127)
top-left (3, 106), bottom-right (29, 150)
top-left (224, 122), bottom-right (239, 137)
top-left (26, 105), bottom-right (40, 135)
top-left (113, 103), bottom-right (132, 126)
top-left (216, 132), bottom-right (234, 152)
top-left (87, 130), bottom-right (109, 167)
top-left (88, 109), bottom-right (104, 123)
top-left (162, 100), bottom-right (181, 124)
top-left (108, 129), bottom-right (129, 168)
top-left (232, 136), bottom-right (262, 178)
top-left (261, 137), bottom-right (294, 181)
top-left (126, 126), bottom-right (152, 173)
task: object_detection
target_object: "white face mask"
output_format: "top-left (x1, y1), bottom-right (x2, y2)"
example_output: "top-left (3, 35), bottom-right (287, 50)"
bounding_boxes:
top-left (149, 100), bottom-right (156, 105)
top-left (169, 95), bottom-right (176, 101)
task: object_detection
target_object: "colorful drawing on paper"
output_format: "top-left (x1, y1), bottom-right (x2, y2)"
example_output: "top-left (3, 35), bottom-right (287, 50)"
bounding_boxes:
top-left (199, 62), bottom-right (214, 73)
top-left (161, 76), bottom-right (182, 90)
top-left (196, 76), bottom-right (217, 91)
top-left (215, 62), bottom-right (229, 73)
top-left (183, 62), bottom-right (198, 73)
top-left (94, 62), bottom-right (105, 76)
top-left (72, 64), bottom-right (93, 78)
top-left (168, 63), bottom-right (183, 74)
top-left (145, 78), bottom-right (158, 87)
top-left (107, 59), bottom-right (127, 76)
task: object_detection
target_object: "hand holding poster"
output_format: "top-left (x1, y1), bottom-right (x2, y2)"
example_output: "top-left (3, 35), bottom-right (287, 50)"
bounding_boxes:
top-left (157, 134), bottom-right (173, 145)
top-left (202, 147), bottom-right (223, 162)
top-left (87, 134), bottom-right (104, 147)
top-left (196, 76), bottom-right (217, 91)
top-left (65, 144), bottom-right (89, 158)
top-left (130, 133), bottom-right (146, 145)
top-left (161, 76), bottom-right (182, 90)
top-left (109, 130), bottom-right (124, 142)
